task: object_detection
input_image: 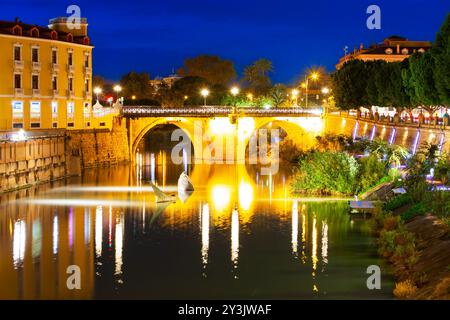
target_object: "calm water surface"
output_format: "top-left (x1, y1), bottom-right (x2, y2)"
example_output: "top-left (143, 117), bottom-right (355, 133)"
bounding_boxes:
top-left (0, 148), bottom-right (394, 299)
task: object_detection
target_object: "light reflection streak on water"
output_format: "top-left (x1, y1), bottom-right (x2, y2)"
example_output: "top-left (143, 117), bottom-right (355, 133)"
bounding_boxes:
top-left (69, 208), bottom-right (74, 250)
top-left (312, 216), bottom-right (318, 275)
top-left (13, 220), bottom-right (26, 268)
top-left (115, 214), bottom-right (124, 277)
top-left (312, 216), bottom-right (318, 292)
top-left (95, 206), bottom-right (103, 258)
top-left (150, 153), bottom-right (156, 183)
top-left (108, 205), bottom-right (112, 248)
top-left (231, 208), bottom-right (239, 273)
top-left (84, 209), bottom-right (91, 245)
top-left (301, 211), bottom-right (307, 264)
top-left (53, 215), bottom-right (58, 255)
top-left (291, 201), bottom-right (298, 256)
top-left (322, 220), bottom-right (329, 268)
top-left (201, 203), bottom-right (210, 274)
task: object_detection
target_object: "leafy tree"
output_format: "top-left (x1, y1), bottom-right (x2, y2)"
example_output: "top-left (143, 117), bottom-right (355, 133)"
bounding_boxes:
top-left (387, 61), bottom-right (412, 113)
top-left (119, 71), bottom-right (152, 100)
top-left (408, 52), bottom-right (441, 116)
top-left (177, 55), bottom-right (237, 86)
top-left (431, 13), bottom-right (450, 107)
top-left (332, 60), bottom-right (369, 110)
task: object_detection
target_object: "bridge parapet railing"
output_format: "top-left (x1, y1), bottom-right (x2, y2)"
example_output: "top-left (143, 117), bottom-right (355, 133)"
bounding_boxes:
top-left (329, 111), bottom-right (449, 131)
top-left (121, 106), bottom-right (322, 118)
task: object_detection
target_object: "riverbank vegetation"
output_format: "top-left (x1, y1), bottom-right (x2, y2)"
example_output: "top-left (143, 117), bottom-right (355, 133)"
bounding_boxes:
top-left (291, 134), bottom-right (407, 196)
top-left (371, 143), bottom-right (450, 299)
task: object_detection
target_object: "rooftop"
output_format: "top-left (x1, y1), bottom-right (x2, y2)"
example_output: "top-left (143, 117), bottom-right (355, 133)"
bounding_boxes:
top-left (0, 18), bottom-right (92, 46)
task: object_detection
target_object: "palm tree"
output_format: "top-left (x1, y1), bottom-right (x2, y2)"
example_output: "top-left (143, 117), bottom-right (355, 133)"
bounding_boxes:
top-left (254, 59), bottom-right (273, 77)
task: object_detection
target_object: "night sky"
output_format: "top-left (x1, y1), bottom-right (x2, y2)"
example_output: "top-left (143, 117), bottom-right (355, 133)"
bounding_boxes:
top-left (1, 0), bottom-right (449, 83)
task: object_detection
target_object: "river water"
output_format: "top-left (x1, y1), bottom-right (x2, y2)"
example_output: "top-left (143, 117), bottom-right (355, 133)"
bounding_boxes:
top-left (0, 142), bottom-right (394, 299)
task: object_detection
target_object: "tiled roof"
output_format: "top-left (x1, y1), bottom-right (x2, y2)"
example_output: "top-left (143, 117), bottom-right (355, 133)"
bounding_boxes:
top-left (0, 19), bottom-right (91, 46)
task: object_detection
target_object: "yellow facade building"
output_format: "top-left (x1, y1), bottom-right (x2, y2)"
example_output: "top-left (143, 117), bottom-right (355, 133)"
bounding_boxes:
top-left (0, 17), bottom-right (94, 131)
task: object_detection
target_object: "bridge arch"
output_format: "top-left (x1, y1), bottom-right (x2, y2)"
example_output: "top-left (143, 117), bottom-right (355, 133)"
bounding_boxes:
top-left (248, 117), bottom-right (324, 150)
top-left (131, 117), bottom-right (199, 161)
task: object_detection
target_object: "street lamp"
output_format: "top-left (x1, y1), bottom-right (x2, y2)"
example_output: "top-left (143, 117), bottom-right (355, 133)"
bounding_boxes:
top-left (304, 72), bottom-right (319, 109)
top-left (246, 93), bottom-right (253, 102)
top-left (321, 87), bottom-right (330, 95)
top-left (93, 87), bottom-right (102, 102)
top-left (113, 85), bottom-right (122, 103)
top-left (200, 88), bottom-right (209, 106)
top-left (291, 89), bottom-right (299, 106)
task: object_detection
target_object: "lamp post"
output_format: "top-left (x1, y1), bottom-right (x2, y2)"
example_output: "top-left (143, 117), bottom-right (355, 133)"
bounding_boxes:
top-left (93, 87), bottom-right (102, 103)
top-left (304, 72), bottom-right (318, 109)
top-left (291, 89), bottom-right (299, 107)
top-left (321, 87), bottom-right (330, 114)
top-left (113, 85), bottom-right (122, 103)
top-left (200, 88), bottom-right (209, 106)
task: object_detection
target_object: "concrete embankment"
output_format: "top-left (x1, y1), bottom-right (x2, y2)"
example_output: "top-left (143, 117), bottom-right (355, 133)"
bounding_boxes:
top-left (0, 117), bottom-right (130, 194)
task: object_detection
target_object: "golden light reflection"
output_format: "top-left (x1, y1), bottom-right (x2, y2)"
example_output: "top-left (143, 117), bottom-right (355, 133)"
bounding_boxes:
top-left (201, 203), bottom-right (210, 273)
top-left (115, 213), bottom-right (124, 278)
top-left (322, 220), bottom-right (328, 267)
top-left (95, 206), bottom-right (103, 258)
top-left (231, 208), bottom-right (239, 274)
top-left (238, 181), bottom-right (253, 212)
top-left (301, 210), bottom-right (307, 264)
top-left (312, 216), bottom-right (318, 275)
top-left (13, 220), bottom-right (26, 268)
top-left (291, 201), bottom-right (298, 256)
top-left (211, 185), bottom-right (231, 212)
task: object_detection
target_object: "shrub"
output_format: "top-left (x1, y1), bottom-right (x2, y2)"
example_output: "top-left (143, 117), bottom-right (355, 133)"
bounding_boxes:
top-left (393, 280), bottom-right (418, 299)
top-left (384, 194), bottom-right (412, 211)
top-left (291, 151), bottom-right (359, 195)
top-left (400, 202), bottom-right (427, 222)
top-left (383, 215), bottom-right (400, 231)
top-left (356, 154), bottom-right (388, 193)
top-left (430, 191), bottom-right (450, 219)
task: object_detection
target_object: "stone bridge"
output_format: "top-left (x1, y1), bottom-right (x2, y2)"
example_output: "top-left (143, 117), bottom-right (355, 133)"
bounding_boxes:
top-left (120, 106), bottom-right (324, 163)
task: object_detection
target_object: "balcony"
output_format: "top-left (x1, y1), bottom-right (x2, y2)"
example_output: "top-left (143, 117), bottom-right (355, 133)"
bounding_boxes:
top-left (14, 60), bottom-right (24, 70)
top-left (67, 65), bottom-right (75, 74)
top-left (14, 88), bottom-right (24, 97)
top-left (84, 67), bottom-right (92, 75)
top-left (32, 62), bottom-right (41, 71)
top-left (67, 90), bottom-right (75, 99)
top-left (32, 89), bottom-right (40, 97)
top-left (52, 63), bottom-right (59, 73)
top-left (52, 89), bottom-right (59, 97)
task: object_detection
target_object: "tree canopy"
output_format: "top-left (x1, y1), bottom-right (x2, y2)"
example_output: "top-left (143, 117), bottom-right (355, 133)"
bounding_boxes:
top-left (177, 55), bottom-right (237, 86)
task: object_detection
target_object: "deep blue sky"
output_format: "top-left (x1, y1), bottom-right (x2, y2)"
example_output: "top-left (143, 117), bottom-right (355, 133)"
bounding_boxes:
top-left (1, 0), bottom-right (448, 83)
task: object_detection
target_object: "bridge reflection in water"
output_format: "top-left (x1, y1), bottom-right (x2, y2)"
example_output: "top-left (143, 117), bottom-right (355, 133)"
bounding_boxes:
top-left (0, 150), bottom-right (393, 299)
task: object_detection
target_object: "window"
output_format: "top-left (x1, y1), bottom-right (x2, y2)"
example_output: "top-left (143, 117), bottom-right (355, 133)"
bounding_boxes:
top-left (385, 48), bottom-right (393, 54)
top-left (32, 47), bottom-right (39, 62)
top-left (52, 101), bottom-right (58, 128)
top-left (68, 52), bottom-right (73, 66)
top-left (30, 102), bottom-right (41, 128)
top-left (67, 102), bottom-right (75, 127)
top-left (84, 54), bottom-right (89, 68)
top-left (68, 77), bottom-right (73, 92)
top-left (85, 79), bottom-right (90, 93)
top-left (52, 49), bottom-right (57, 64)
top-left (14, 46), bottom-right (21, 61)
top-left (32, 75), bottom-right (39, 90)
top-left (401, 48), bottom-right (409, 55)
top-left (14, 74), bottom-right (21, 89)
top-left (52, 76), bottom-right (58, 90)
top-left (12, 101), bottom-right (24, 128)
